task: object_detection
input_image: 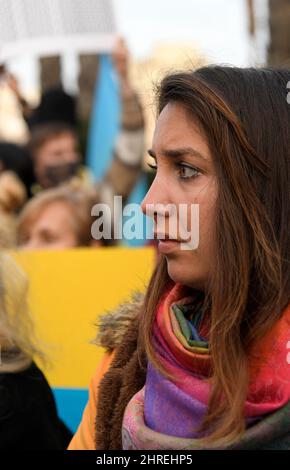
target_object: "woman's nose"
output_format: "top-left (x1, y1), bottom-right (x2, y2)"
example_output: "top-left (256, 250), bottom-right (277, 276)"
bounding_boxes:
top-left (141, 175), bottom-right (171, 218)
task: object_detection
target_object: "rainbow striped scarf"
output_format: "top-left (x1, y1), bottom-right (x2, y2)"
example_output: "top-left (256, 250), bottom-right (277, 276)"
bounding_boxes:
top-left (122, 283), bottom-right (290, 450)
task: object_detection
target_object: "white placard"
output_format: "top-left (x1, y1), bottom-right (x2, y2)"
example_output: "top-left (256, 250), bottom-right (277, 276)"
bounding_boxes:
top-left (0, 0), bottom-right (117, 63)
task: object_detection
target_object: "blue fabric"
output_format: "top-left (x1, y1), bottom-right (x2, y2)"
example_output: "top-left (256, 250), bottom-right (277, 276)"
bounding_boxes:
top-left (52, 388), bottom-right (88, 433)
top-left (122, 173), bottom-right (152, 247)
top-left (86, 54), bottom-right (120, 181)
top-left (86, 54), bottom-right (149, 246)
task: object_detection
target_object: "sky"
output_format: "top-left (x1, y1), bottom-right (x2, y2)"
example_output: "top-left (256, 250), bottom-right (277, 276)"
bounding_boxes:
top-left (6, 0), bottom-right (269, 94)
top-left (113, 0), bottom-right (250, 64)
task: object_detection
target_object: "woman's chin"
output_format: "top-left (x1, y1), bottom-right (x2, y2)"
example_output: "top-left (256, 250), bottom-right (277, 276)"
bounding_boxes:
top-left (166, 258), bottom-right (204, 290)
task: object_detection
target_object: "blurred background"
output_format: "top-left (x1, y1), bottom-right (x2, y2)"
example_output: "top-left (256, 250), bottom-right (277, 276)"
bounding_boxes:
top-left (1, 0), bottom-right (286, 147)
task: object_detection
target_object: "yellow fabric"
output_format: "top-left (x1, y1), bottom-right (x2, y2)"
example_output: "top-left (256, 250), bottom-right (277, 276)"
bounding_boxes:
top-left (11, 247), bottom-right (154, 389)
top-left (68, 351), bottom-right (115, 450)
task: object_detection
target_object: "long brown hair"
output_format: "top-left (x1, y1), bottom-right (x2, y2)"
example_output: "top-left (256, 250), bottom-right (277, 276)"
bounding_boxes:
top-left (139, 66), bottom-right (290, 446)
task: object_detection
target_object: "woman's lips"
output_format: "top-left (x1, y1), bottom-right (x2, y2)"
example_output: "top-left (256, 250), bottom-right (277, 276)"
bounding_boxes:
top-left (157, 239), bottom-right (181, 254)
top-left (154, 233), bottom-right (184, 254)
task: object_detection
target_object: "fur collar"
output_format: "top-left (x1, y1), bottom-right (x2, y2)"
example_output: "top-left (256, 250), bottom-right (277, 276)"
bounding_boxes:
top-left (93, 291), bottom-right (145, 352)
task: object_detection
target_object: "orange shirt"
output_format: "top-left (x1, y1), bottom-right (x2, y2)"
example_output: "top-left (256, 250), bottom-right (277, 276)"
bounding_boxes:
top-left (68, 351), bottom-right (115, 450)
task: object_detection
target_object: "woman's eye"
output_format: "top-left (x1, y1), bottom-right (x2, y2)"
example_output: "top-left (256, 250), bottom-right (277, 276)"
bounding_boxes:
top-left (147, 162), bottom-right (157, 170)
top-left (177, 163), bottom-right (200, 180)
top-left (146, 161), bottom-right (201, 180)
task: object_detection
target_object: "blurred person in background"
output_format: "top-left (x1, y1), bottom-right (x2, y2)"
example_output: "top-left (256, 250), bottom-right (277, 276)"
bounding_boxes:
top-left (5, 68), bottom-right (77, 131)
top-left (105, 37), bottom-right (145, 200)
top-left (0, 253), bottom-right (72, 449)
top-left (28, 122), bottom-right (83, 192)
top-left (0, 171), bottom-right (27, 249)
top-left (20, 39), bottom-right (145, 247)
top-left (0, 142), bottom-right (35, 198)
top-left (17, 183), bottom-right (102, 250)
top-left (0, 143), bottom-right (34, 248)
top-left (5, 39), bottom-right (145, 202)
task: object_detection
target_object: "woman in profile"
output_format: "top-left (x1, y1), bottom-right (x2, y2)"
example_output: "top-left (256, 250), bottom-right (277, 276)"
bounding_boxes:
top-left (0, 253), bottom-right (72, 449)
top-left (69, 66), bottom-right (290, 450)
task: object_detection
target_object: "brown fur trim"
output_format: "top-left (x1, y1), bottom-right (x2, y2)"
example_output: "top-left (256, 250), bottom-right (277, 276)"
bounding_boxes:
top-left (93, 291), bottom-right (145, 352)
top-left (95, 311), bottom-right (147, 449)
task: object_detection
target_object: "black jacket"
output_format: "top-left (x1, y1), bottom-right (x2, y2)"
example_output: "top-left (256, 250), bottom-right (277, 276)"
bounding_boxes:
top-left (0, 362), bottom-right (72, 450)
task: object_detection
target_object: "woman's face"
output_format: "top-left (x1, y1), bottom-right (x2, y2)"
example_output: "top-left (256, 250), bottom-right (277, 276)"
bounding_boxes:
top-left (19, 201), bottom-right (79, 250)
top-left (141, 102), bottom-right (218, 291)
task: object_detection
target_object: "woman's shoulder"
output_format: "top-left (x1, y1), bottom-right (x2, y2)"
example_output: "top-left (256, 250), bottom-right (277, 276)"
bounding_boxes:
top-left (0, 362), bottom-right (52, 413)
top-left (0, 362), bottom-right (71, 449)
top-left (0, 362), bottom-right (58, 441)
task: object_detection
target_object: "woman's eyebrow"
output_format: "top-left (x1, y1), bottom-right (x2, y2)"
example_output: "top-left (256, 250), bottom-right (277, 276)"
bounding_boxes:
top-left (147, 147), bottom-right (208, 162)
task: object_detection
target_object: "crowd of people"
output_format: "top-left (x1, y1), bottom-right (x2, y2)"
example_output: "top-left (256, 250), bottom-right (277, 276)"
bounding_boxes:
top-left (0, 40), bottom-right (151, 449)
top-left (0, 39), bottom-right (147, 251)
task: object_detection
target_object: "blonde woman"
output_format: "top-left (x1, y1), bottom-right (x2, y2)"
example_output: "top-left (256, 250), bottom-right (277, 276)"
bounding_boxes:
top-left (17, 183), bottom-right (100, 250)
top-left (0, 253), bottom-right (72, 449)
